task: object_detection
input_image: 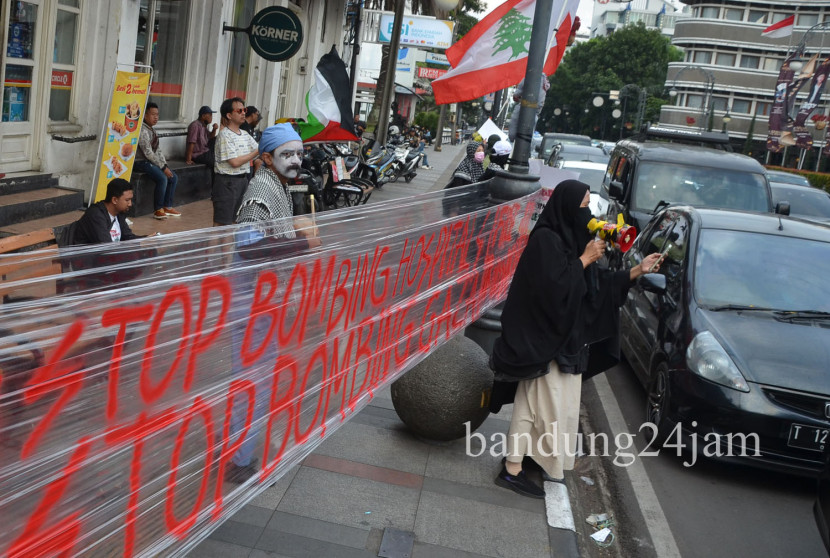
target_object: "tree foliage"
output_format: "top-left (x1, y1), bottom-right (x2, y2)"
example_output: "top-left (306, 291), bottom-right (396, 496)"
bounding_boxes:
top-left (538, 23), bottom-right (683, 139)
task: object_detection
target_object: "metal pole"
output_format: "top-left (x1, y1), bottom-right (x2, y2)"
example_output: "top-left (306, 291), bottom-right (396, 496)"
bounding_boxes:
top-left (376, 0), bottom-right (405, 147)
top-left (348, 0), bottom-right (363, 94)
top-left (511, 0), bottom-right (555, 173)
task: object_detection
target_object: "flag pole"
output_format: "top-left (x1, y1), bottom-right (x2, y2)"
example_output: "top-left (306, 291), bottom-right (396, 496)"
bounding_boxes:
top-left (510, 0), bottom-right (556, 173)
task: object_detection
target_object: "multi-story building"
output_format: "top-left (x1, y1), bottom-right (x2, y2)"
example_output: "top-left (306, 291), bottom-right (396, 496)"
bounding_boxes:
top-left (591, 0), bottom-right (689, 38)
top-left (0, 0), bottom-right (348, 195)
top-left (661, 1), bottom-right (830, 156)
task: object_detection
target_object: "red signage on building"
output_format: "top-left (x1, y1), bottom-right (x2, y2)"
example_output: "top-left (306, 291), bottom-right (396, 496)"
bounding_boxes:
top-left (51, 70), bottom-right (73, 89)
top-left (417, 67), bottom-right (448, 80)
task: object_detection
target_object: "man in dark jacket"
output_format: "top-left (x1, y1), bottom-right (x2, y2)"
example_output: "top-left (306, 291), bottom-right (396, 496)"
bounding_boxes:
top-left (73, 178), bottom-right (146, 244)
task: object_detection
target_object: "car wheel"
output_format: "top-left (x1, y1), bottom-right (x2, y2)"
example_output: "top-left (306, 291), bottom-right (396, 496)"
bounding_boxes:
top-left (646, 361), bottom-right (672, 443)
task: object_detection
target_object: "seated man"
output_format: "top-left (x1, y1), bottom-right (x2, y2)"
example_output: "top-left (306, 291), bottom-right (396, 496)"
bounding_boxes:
top-left (73, 178), bottom-right (147, 244)
top-left (185, 105), bottom-right (217, 167)
top-left (135, 102), bottom-right (180, 220)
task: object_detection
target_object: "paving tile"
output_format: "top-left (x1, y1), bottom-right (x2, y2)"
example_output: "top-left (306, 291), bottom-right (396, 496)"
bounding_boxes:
top-left (264, 510), bottom-right (369, 549)
top-left (255, 530), bottom-right (376, 558)
top-left (249, 463), bottom-right (301, 510)
top-left (412, 541), bottom-right (493, 558)
top-left (232, 504), bottom-right (275, 528)
top-left (422, 476), bottom-right (545, 515)
top-left (413, 491), bottom-right (551, 558)
top-left (304, 453), bottom-right (423, 489)
top-left (313, 420), bottom-right (430, 475)
top-left (208, 518), bottom-right (264, 548)
top-left (187, 537), bottom-right (253, 558)
top-left (276, 466), bottom-right (420, 531)
top-left (424, 439), bottom-right (507, 490)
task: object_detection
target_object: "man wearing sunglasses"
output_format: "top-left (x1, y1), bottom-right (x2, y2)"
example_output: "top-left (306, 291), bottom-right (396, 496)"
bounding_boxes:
top-left (213, 97), bottom-right (259, 227)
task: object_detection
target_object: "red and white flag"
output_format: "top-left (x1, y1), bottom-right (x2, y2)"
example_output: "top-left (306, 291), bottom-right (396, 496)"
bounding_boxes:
top-left (762, 15), bottom-right (795, 38)
top-left (432, 0), bottom-right (579, 105)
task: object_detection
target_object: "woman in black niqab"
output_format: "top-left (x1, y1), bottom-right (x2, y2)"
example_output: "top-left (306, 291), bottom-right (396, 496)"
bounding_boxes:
top-left (490, 180), bottom-right (662, 499)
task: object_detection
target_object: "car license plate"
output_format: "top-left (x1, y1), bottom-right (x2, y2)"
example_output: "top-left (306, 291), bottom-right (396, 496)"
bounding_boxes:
top-left (787, 423), bottom-right (829, 452)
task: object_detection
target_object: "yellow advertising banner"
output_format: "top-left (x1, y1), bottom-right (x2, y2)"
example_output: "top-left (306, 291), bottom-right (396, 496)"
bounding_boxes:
top-left (92, 71), bottom-right (151, 202)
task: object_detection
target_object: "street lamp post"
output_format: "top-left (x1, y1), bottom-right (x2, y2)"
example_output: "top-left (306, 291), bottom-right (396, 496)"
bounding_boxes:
top-left (668, 65), bottom-right (715, 132)
top-left (722, 108), bottom-right (732, 133)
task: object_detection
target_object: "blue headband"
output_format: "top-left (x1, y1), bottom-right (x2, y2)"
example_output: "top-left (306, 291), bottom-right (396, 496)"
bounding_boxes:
top-left (259, 123), bottom-right (302, 155)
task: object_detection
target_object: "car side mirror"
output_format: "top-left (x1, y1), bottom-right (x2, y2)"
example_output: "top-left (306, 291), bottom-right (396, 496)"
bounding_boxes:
top-left (609, 179), bottom-right (624, 200)
top-left (775, 201), bottom-right (790, 216)
top-left (639, 272), bottom-right (666, 293)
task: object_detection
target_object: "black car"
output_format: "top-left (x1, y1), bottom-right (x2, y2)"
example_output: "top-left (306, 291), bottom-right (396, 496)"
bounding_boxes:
top-left (601, 139), bottom-right (780, 234)
top-left (818, 464), bottom-right (830, 554)
top-left (535, 133), bottom-right (592, 161)
top-left (769, 182), bottom-right (830, 225)
top-left (621, 206), bottom-right (830, 475)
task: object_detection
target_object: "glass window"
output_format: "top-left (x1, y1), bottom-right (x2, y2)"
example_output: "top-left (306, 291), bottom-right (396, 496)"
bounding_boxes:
top-left (686, 94), bottom-right (703, 109)
top-left (53, 9), bottom-right (77, 64)
top-left (642, 13), bottom-right (657, 26)
top-left (49, 3), bottom-right (80, 122)
top-left (732, 99), bottom-right (751, 113)
top-left (701, 7), bottom-right (719, 19)
top-left (748, 10), bottom-right (766, 24)
top-left (711, 97), bottom-right (728, 111)
top-left (694, 51), bottom-right (712, 64)
top-left (716, 52), bottom-right (736, 66)
top-left (772, 13), bottom-right (790, 24)
top-left (136, 0), bottom-right (189, 120)
top-left (763, 57), bottom-right (781, 72)
top-left (3, 65), bottom-right (33, 122)
top-left (724, 8), bottom-right (743, 21)
top-left (740, 55), bottom-right (760, 69)
top-left (226, 2), bottom-right (256, 101)
top-left (605, 11), bottom-right (618, 24)
top-left (58, 0), bottom-right (80, 6)
top-left (6, 1), bottom-right (38, 60)
top-left (755, 101), bottom-right (771, 116)
top-left (798, 13), bottom-right (819, 27)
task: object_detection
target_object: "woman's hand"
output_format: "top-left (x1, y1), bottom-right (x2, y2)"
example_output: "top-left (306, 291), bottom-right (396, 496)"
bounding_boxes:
top-left (579, 239), bottom-right (606, 268)
top-left (631, 253), bottom-right (663, 280)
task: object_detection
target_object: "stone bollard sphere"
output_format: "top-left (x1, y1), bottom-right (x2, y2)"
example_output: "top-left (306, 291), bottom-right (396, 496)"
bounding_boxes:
top-left (391, 334), bottom-right (493, 442)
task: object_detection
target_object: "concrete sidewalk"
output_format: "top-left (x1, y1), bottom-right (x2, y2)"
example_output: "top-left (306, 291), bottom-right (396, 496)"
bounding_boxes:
top-left (133, 142), bottom-right (585, 558)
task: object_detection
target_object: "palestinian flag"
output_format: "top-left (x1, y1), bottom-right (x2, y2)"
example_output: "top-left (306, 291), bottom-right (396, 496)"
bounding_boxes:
top-left (432, 0), bottom-right (579, 105)
top-left (297, 47), bottom-right (359, 142)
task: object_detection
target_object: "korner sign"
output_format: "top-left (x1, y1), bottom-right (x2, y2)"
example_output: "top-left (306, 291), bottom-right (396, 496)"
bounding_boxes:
top-left (247, 7), bottom-right (303, 62)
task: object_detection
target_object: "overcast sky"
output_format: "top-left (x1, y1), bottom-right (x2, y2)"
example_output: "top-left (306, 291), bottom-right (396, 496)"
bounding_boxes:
top-left (480, 0), bottom-right (595, 28)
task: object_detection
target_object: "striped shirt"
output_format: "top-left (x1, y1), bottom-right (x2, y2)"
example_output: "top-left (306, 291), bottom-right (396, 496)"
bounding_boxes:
top-left (215, 127), bottom-right (258, 176)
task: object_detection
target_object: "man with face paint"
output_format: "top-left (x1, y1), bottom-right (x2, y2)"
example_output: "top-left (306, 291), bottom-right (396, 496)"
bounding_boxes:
top-left (224, 124), bottom-right (321, 483)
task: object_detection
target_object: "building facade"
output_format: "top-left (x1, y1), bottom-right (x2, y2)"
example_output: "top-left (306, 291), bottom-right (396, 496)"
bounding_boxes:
top-left (660, 1), bottom-right (830, 151)
top-left (0, 0), bottom-right (347, 196)
top-left (590, 0), bottom-right (689, 38)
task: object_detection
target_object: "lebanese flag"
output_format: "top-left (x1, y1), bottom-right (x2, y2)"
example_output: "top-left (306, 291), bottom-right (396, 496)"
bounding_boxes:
top-left (762, 15), bottom-right (795, 38)
top-left (297, 47), bottom-right (359, 142)
top-left (432, 0), bottom-right (579, 105)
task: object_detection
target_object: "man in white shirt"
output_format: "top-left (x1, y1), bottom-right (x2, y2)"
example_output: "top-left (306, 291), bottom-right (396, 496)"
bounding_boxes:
top-left (213, 97), bottom-right (259, 226)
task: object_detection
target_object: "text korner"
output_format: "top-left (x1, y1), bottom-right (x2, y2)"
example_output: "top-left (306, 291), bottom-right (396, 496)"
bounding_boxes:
top-left (252, 25), bottom-right (299, 41)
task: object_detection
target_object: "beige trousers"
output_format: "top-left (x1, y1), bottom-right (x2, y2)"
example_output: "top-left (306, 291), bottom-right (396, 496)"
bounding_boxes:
top-left (505, 361), bottom-right (582, 480)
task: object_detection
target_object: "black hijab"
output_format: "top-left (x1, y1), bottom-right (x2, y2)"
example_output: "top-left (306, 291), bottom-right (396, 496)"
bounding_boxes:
top-left (491, 181), bottom-right (593, 380)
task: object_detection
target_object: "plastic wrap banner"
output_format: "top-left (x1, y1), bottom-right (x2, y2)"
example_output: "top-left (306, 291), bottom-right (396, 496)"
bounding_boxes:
top-left (0, 185), bottom-right (540, 557)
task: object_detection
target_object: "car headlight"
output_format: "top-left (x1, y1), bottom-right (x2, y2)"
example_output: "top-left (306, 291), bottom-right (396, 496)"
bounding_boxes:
top-left (686, 331), bottom-right (749, 392)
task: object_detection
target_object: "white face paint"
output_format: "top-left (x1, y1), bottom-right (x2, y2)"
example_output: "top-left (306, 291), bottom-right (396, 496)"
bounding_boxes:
top-left (271, 140), bottom-right (304, 179)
